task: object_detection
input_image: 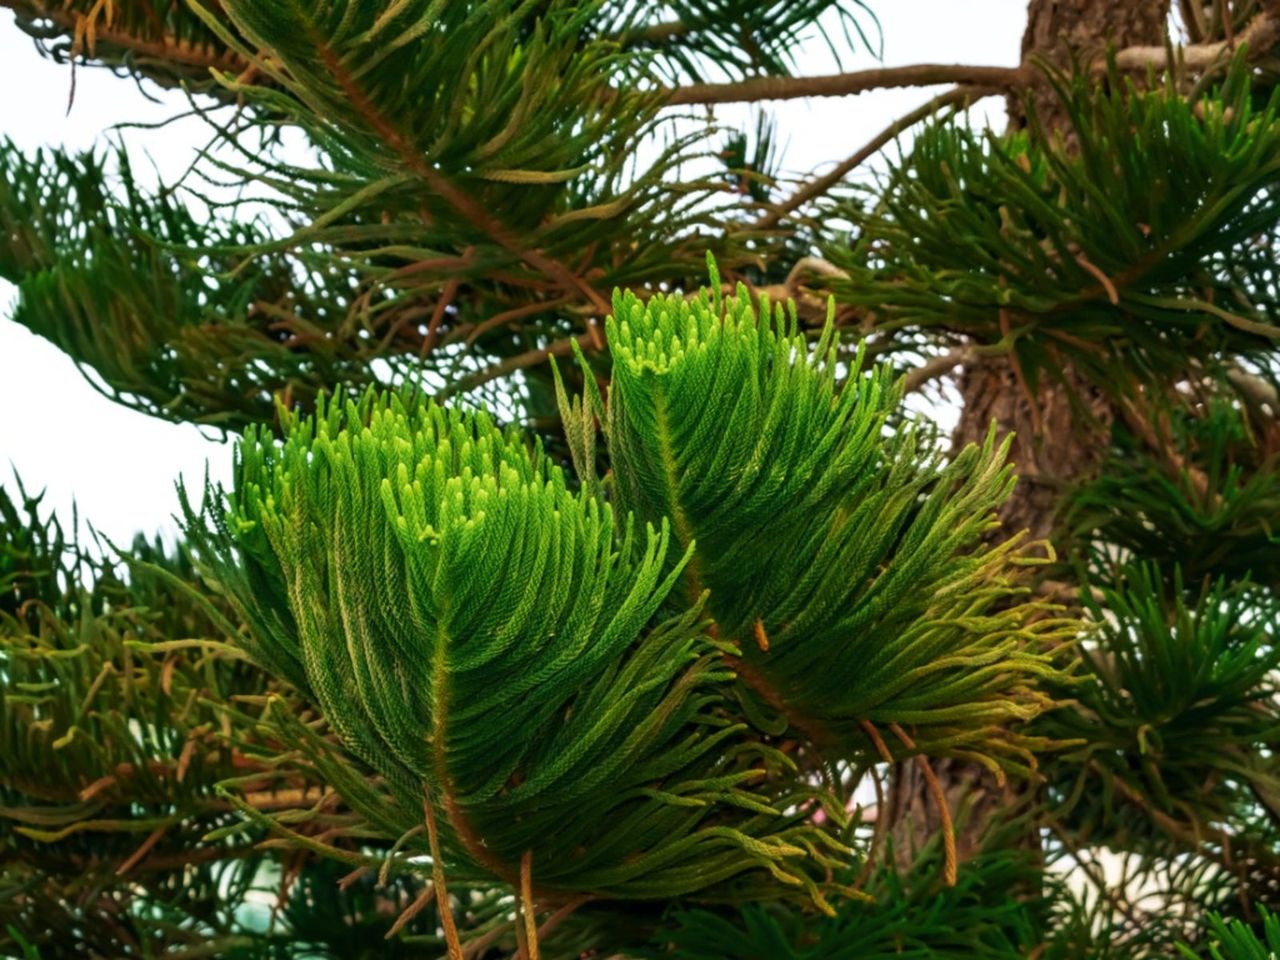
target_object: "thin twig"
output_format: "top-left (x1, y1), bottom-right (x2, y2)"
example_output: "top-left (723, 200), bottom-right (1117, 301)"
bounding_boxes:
top-left (519, 850), bottom-right (540, 960)
top-left (755, 85), bottom-right (991, 229)
top-left (444, 332), bottom-right (599, 398)
top-left (385, 883), bottom-right (436, 941)
top-left (902, 347), bottom-right (973, 394)
top-left (535, 896), bottom-right (591, 943)
top-left (888, 723), bottom-right (956, 887)
top-left (423, 795), bottom-right (465, 960)
top-left (1045, 815), bottom-right (1144, 931)
top-left (116, 824), bottom-right (168, 875)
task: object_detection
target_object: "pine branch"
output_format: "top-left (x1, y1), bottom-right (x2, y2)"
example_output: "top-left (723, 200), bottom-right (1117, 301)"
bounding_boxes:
top-left (304, 31), bottom-right (607, 316)
top-left (826, 56), bottom-right (1280, 393)
top-left (666, 63), bottom-right (1028, 105)
top-left (902, 346), bottom-right (974, 394)
top-left (189, 389), bottom-right (851, 906)
top-left (602, 268), bottom-right (1076, 770)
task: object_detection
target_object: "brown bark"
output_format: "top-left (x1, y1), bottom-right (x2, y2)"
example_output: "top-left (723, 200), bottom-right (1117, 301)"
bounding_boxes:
top-left (1009, 0), bottom-right (1173, 130)
top-left (886, 0), bottom-right (1168, 875)
top-left (953, 356), bottom-right (1111, 542)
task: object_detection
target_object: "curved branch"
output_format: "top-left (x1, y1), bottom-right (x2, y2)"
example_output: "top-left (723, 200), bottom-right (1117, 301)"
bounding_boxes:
top-left (1114, 10), bottom-right (1279, 69)
top-left (754, 85), bottom-right (992, 230)
top-left (902, 347), bottom-right (973, 395)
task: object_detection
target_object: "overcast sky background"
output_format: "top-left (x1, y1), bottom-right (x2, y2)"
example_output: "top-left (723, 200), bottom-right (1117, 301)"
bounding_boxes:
top-left (0, 3), bottom-right (1026, 548)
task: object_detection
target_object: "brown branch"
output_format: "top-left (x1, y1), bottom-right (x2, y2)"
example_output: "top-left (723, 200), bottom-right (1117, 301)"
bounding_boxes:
top-left (444, 332), bottom-right (599, 398)
top-left (116, 824), bottom-right (168, 875)
top-left (754, 85), bottom-right (991, 230)
top-left (310, 36), bottom-right (607, 316)
top-left (517, 849), bottom-right (540, 960)
top-left (1227, 366), bottom-right (1279, 412)
top-left (385, 883), bottom-right (435, 941)
top-left (902, 347), bottom-right (973, 395)
top-left (0, 0), bottom-right (246, 73)
top-left (423, 795), bottom-right (466, 960)
top-left (617, 19), bottom-right (690, 47)
top-left (1113, 10), bottom-right (1279, 70)
top-left (668, 12), bottom-right (1279, 109)
top-left (666, 64), bottom-right (1028, 106)
top-left (1116, 395), bottom-right (1212, 501)
top-left (888, 723), bottom-right (956, 887)
top-left (1045, 816), bottom-right (1144, 931)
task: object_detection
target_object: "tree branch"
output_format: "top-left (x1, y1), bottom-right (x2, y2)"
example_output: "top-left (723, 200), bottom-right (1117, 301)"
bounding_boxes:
top-left (1114, 9), bottom-right (1279, 70)
top-left (0, 0), bottom-right (246, 74)
top-left (307, 33), bottom-right (609, 318)
top-left (902, 347), bottom-right (973, 394)
top-left (754, 85), bottom-right (992, 230)
top-left (667, 11), bottom-right (1280, 108)
top-left (443, 331), bottom-right (599, 399)
top-left (1227, 365), bottom-right (1279, 412)
top-left (666, 64), bottom-right (1027, 106)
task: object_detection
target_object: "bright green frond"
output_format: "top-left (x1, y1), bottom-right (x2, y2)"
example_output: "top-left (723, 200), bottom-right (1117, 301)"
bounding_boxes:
top-left (601, 265), bottom-right (1076, 768)
top-left (1183, 909), bottom-right (1280, 960)
top-left (188, 388), bottom-right (850, 901)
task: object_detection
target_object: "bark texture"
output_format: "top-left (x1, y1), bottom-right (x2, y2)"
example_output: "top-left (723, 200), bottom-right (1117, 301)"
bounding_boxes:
top-left (1010, 0), bottom-right (1173, 130)
top-left (886, 0), bottom-right (1169, 873)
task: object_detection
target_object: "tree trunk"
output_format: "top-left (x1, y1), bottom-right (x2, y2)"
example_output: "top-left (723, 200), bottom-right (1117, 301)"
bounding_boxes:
top-left (1009, 0), bottom-right (1173, 130)
top-left (885, 0), bottom-right (1170, 874)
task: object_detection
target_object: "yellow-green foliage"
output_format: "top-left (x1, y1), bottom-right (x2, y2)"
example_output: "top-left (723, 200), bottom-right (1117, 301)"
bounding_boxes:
top-left (193, 392), bottom-right (849, 903)
top-left (189, 269), bottom-right (1075, 909)
top-left (603, 265), bottom-right (1074, 771)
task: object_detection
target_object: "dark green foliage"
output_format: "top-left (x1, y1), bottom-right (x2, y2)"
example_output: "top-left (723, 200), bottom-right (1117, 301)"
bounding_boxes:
top-left (828, 58), bottom-right (1280, 393)
top-left (0, 481), bottom-right (68, 625)
top-left (0, 481), bottom-right (429, 957)
top-left (2, 0), bottom-right (845, 427)
top-left (1041, 563), bottom-right (1280, 864)
top-left (1064, 396), bottom-right (1280, 590)
top-left (609, 2), bottom-right (879, 82)
top-left (654, 847), bottom-right (1048, 959)
top-left (1183, 909), bottom-right (1280, 960)
top-left (186, 0), bottom-right (753, 421)
top-left (0, 139), bottom-right (377, 428)
top-left (0, 482), bottom-right (257, 954)
top-left (6, 0), bottom-right (1280, 953)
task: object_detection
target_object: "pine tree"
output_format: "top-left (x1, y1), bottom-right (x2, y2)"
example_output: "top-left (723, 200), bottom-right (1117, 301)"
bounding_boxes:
top-left (1, 1), bottom-right (1278, 956)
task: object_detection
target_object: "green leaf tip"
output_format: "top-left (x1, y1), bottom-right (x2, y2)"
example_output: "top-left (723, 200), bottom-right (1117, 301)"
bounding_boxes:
top-left (187, 384), bottom-right (851, 903)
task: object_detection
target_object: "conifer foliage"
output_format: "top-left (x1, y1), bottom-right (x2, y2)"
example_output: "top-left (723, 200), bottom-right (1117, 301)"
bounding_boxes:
top-left (2, 0), bottom-right (1280, 956)
top-left (185, 271), bottom-right (1067, 938)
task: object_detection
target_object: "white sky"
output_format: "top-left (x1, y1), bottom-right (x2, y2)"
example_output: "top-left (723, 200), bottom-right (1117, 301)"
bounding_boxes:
top-left (0, 3), bottom-right (1025, 546)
